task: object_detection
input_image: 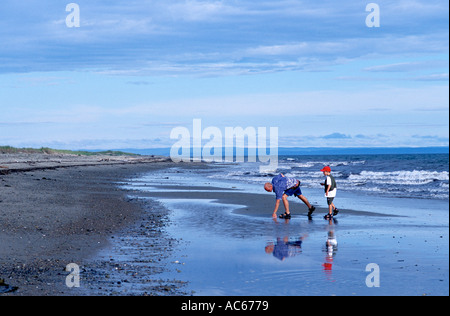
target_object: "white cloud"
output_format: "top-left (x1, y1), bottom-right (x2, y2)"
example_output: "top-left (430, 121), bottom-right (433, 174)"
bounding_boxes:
top-left (90, 85), bottom-right (447, 118)
top-left (244, 41), bottom-right (350, 57)
top-left (386, 0), bottom-right (447, 15)
top-left (364, 60), bottom-right (449, 72)
top-left (167, 0), bottom-right (242, 22)
top-left (413, 73), bottom-right (449, 81)
top-left (1, 1), bottom-right (448, 75)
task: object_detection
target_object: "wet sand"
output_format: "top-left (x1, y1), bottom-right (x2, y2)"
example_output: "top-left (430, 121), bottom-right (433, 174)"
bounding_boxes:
top-left (0, 153), bottom-right (184, 296)
top-left (123, 167), bottom-right (449, 296)
top-left (125, 184), bottom-right (400, 219)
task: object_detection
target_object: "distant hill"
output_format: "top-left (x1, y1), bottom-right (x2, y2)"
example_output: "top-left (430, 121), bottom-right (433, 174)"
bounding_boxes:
top-left (0, 146), bottom-right (138, 156)
top-left (109, 146), bottom-right (449, 156)
top-left (3, 146), bottom-right (447, 157)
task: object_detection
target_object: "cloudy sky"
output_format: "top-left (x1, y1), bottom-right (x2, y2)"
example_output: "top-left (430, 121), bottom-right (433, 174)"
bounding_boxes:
top-left (0, 0), bottom-right (448, 149)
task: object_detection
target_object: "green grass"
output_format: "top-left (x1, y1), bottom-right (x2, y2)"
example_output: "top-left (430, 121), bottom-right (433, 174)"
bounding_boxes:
top-left (0, 146), bottom-right (138, 156)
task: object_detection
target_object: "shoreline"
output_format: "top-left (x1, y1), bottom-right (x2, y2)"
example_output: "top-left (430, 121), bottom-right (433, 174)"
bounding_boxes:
top-left (123, 166), bottom-right (449, 296)
top-left (0, 153), bottom-right (184, 296)
top-left (0, 152), bottom-right (170, 174)
top-left (1, 153), bottom-right (448, 296)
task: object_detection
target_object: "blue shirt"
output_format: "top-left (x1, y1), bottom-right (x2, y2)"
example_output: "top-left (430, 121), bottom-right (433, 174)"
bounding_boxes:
top-left (272, 174), bottom-right (298, 200)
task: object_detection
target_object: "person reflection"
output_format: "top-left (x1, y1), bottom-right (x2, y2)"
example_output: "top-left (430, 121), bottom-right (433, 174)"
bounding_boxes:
top-left (265, 236), bottom-right (307, 261)
top-left (323, 218), bottom-right (338, 280)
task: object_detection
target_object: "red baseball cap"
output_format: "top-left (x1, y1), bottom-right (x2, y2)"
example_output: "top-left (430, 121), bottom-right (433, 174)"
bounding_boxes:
top-left (320, 166), bottom-right (331, 172)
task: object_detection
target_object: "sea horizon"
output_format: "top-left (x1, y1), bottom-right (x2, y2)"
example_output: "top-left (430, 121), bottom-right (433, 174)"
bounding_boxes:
top-left (83, 146), bottom-right (449, 157)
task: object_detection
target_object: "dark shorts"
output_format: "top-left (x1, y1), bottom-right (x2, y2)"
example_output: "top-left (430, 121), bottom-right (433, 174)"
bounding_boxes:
top-left (285, 184), bottom-right (303, 197)
top-left (327, 197), bottom-right (335, 205)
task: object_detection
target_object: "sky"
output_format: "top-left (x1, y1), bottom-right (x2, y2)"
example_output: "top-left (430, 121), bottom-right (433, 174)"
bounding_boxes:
top-left (0, 0), bottom-right (448, 150)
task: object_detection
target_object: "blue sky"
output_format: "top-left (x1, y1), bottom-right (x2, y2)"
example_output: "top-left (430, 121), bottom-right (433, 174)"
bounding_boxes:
top-left (0, 0), bottom-right (448, 149)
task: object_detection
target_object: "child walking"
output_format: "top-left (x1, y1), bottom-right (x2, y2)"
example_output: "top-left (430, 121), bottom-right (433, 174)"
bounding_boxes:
top-left (320, 166), bottom-right (339, 220)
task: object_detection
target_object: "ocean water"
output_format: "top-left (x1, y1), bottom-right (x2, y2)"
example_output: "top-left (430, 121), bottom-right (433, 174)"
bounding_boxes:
top-left (207, 154), bottom-right (449, 201)
top-left (152, 198), bottom-right (448, 296)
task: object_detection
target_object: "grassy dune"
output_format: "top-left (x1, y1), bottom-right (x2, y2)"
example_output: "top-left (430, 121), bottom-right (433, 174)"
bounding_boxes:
top-left (0, 146), bottom-right (137, 156)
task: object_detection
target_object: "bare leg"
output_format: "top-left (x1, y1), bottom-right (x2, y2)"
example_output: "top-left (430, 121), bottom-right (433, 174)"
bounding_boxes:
top-left (297, 194), bottom-right (312, 209)
top-left (282, 195), bottom-right (290, 214)
top-left (331, 202), bottom-right (339, 216)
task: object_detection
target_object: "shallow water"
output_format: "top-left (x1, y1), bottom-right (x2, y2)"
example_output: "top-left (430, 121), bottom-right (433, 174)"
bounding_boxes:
top-left (118, 165), bottom-right (449, 296)
top-left (152, 198), bottom-right (448, 296)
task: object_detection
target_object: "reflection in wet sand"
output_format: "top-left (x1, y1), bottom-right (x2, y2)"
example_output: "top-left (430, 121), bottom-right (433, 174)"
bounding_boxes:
top-left (323, 219), bottom-right (338, 281)
top-left (265, 236), bottom-right (307, 261)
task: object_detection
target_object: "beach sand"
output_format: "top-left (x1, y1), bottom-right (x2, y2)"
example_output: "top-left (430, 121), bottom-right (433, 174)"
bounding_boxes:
top-left (0, 153), bottom-right (185, 296)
